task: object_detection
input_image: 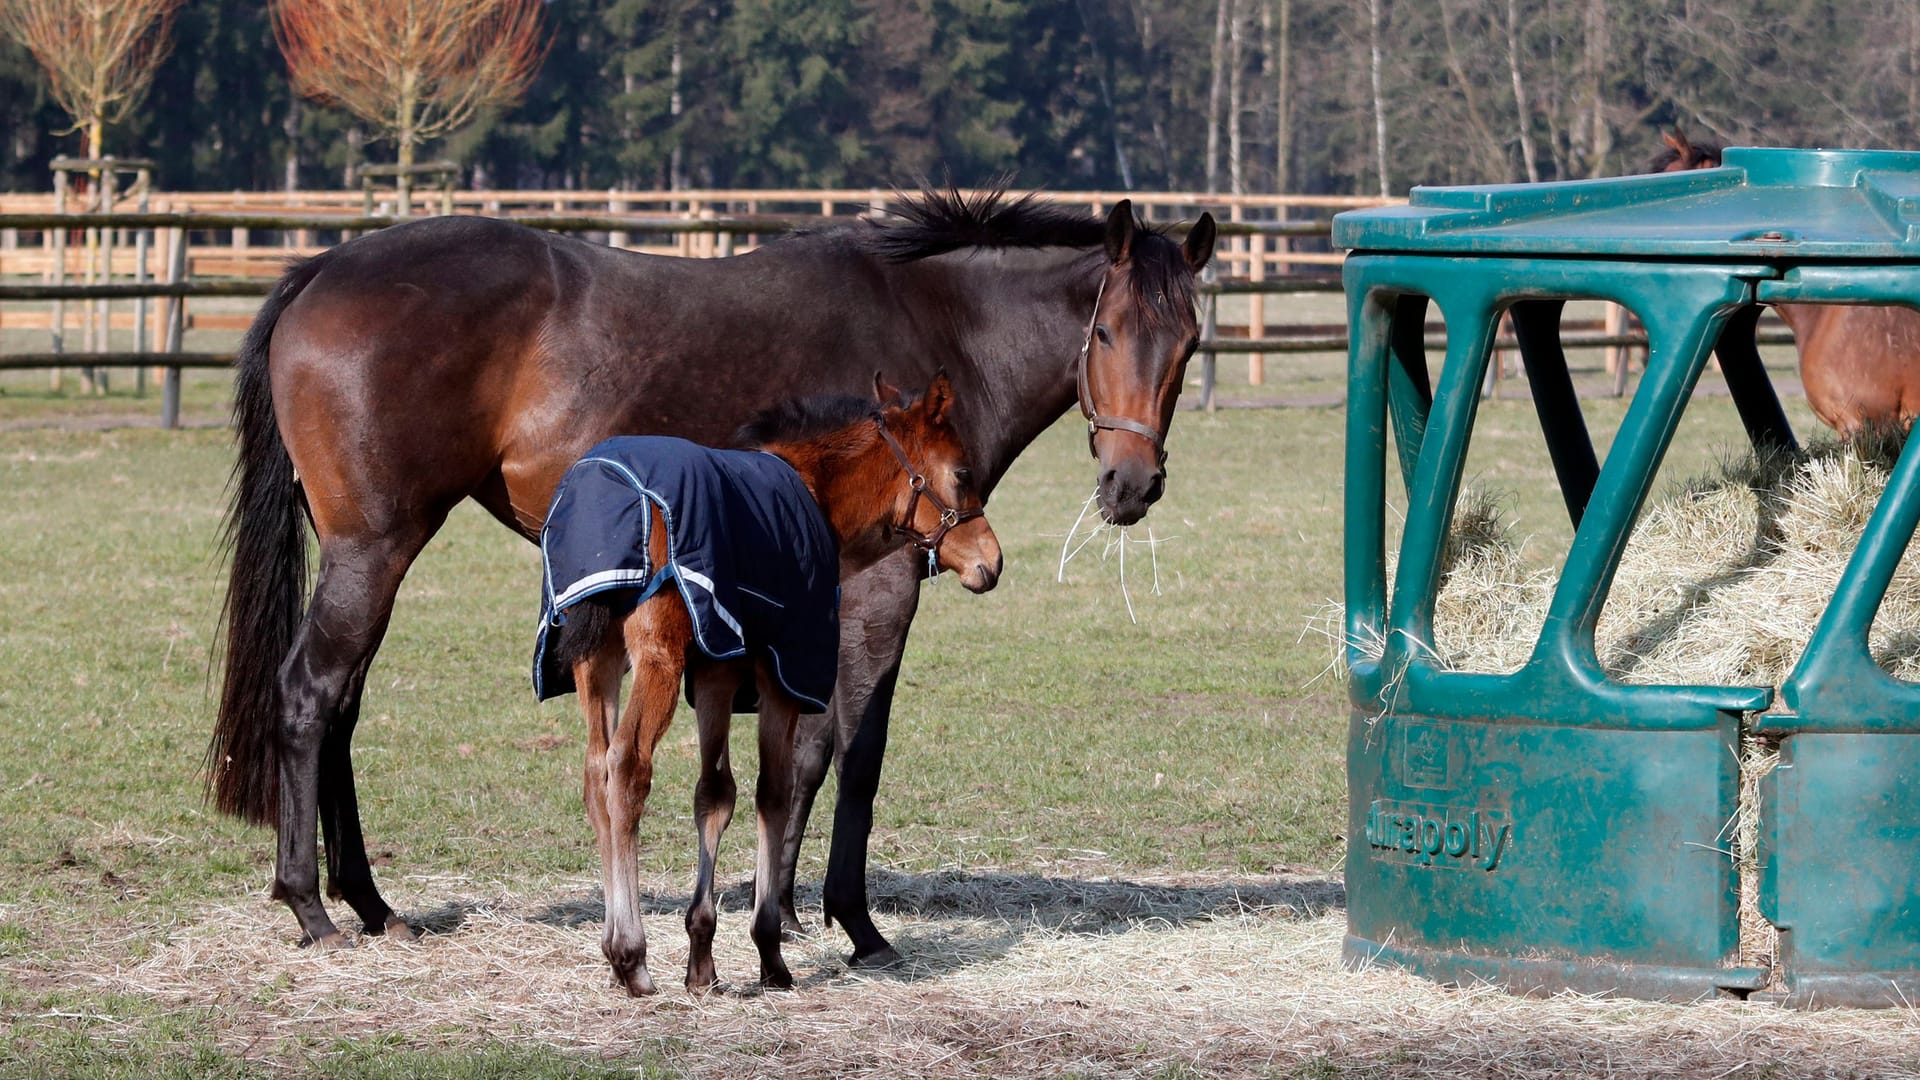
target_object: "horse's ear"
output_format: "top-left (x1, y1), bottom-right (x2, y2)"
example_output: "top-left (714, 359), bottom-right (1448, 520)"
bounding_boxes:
top-left (1184, 212), bottom-right (1216, 272)
top-left (924, 368), bottom-right (953, 425)
top-left (874, 370), bottom-right (905, 406)
top-left (1105, 199), bottom-right (1135, 264)
top-left (1663, 129), bottom-right (1688, 154)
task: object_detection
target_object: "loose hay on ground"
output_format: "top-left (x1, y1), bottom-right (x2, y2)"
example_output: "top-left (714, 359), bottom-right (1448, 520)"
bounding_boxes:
top-left (10, 875), bottom-right (1920, 1076)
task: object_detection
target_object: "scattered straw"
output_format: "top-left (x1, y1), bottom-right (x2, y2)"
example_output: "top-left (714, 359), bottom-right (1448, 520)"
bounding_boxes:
top-left (12, 870), bottom-right (1920, 1075)
top-left (1054, 488), bottom-right (1177, 624)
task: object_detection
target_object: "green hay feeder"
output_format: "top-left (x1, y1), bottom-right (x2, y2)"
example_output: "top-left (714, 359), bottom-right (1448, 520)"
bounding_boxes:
top-left (1335, 147), bottom-right (1920, 1007)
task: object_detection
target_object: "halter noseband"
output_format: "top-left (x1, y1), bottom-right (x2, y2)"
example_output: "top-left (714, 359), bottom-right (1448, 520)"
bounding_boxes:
top-left (1074, 273), bottom-right (1170, 468)
top-left (874, 416), bottom-right (983, 557)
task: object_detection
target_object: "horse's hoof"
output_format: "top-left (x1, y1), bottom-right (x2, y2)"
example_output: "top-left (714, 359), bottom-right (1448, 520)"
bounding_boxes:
top-left (304, 931), bottom-right (353, 951)
top-left (377, 916), bottom-right (417, 942)
top-left (847, 944), bottom-right (903, 970)
top-left (686, 961), bottom-right (718, 995)
top-left (619, 966), bottom-right (657, 997)
top-left (761, 967), bottom-right (795, 991)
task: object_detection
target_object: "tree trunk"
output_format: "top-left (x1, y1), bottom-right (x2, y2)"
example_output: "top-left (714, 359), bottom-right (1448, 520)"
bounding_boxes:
top-left (1368, 0), bottom-right (1389, 197)
top-left (1583, 0), bottom-right (1610, 176)
top-left (1506, 0), bottom-right (1540, 182)
top-left (1273, 0), bottom-right (1291, 193)
top-left (1228, 0), bottom-right (1244, 195)
top-left (1206, 0), bottom-right (1228, 193)
top-left (1438, 0), bottom-right (1508, 179)
top-left (284, 99), bottom-right (301, 191)
top-left (669, 35), bottom-right (684, 191)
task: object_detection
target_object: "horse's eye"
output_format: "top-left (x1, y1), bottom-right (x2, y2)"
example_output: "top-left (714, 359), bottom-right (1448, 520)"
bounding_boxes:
top-left (954, 468), bottom-right (973, 488)
top-left (1094, 325), bottom-right (1112, 348)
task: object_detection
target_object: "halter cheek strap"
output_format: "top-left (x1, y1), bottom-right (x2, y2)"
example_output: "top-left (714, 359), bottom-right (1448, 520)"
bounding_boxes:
top-left (1074, 275), bottom-right (1170, 467)
top-left (875, 418), bottom-right (984, 560)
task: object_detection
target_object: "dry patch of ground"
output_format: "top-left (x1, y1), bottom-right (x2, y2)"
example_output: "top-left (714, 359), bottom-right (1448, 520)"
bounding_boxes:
top-left (7, 870), bottom-right (1920, 1077)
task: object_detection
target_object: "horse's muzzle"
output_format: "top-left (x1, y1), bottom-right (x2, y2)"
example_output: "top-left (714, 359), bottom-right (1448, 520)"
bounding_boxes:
top-left (1098, 463), bottom-right (1165, 526)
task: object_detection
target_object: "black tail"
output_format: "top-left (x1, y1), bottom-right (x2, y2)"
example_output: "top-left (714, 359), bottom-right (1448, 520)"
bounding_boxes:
top-left (206, 254), bottom-right (332, 827)
top-left (551, 597), bottom-right (616, 672)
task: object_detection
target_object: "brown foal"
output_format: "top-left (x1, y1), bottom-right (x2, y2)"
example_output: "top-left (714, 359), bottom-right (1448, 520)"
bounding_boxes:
top-left (552, 373), bottom-right (1001, 995)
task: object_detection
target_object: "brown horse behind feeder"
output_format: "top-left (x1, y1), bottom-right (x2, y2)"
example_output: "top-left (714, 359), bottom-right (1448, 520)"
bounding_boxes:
top-left (1653, 129), bottom-right (1920, 435)
top-left (542, 373), bottom-right (998, 996)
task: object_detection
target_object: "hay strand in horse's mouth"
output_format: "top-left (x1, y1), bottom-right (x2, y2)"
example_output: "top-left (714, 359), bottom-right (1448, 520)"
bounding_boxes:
top-left (1055, 487), bottom-right (1175, 624)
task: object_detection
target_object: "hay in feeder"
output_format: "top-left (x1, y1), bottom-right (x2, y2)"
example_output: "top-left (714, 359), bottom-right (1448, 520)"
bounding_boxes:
top-left (1420, 430), bottom-right (1920, 688)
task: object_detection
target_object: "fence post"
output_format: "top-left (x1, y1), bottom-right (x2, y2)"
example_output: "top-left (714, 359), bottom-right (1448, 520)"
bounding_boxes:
top-left (49, 168), bottom-right (66, 390)
top-left (1247, 231), bottom-right (1266, 386)
top-left (133, 178), bottom-right (150, 396)
top-left (96, 163), bottom-right (118, 394)
top-left (161, 225), bottom-right (187, 429)
top-left (609, 188), bottom-right (628, 249)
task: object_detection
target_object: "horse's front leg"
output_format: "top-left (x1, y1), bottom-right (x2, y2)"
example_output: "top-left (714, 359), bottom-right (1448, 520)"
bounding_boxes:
top-left (685, 662), bottom-right (745, 993)
top-left (751, 665), bottom-right (802, 989)
top-left (599, 591), bottom-right (690, 997)
top-left (819, 548), bottom-right (922, 968)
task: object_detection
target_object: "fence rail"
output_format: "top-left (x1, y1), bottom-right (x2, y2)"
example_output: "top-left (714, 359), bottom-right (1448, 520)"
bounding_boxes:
top-left (0, 194), bottom-right (1802, 425)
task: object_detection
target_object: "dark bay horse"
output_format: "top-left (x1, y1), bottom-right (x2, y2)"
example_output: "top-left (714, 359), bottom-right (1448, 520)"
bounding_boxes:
top-left (547, 374), bottom-right (1000, 995)
top-left (209, 190), bottom-right (1217, 960)
top-left (1652, 130), bottom-right (1920, 435)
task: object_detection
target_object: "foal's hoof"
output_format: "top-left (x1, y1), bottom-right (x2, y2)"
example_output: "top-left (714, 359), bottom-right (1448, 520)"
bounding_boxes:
top-left (847, 944), bottom-right (903, 970)
top-left (303, 931), bottom-right (353, 951)
top-left (375, 916), bottom-right (418, 942)
top-left (614, 964), bottom-right (657, 998)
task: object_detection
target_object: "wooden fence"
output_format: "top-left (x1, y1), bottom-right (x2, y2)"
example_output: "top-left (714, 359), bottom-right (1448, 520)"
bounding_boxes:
top-left (0, 188), bottom-right (1797, 425)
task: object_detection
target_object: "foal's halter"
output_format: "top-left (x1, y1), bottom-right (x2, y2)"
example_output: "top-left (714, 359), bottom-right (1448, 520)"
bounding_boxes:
top-left (1074, 274), bottom-right (1171, 468)
top-left (874, 417), bottom-right (983, 559)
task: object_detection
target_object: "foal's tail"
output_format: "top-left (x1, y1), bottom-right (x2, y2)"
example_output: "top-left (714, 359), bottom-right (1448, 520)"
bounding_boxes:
top-left (206, 254), bottom-right (332, 827)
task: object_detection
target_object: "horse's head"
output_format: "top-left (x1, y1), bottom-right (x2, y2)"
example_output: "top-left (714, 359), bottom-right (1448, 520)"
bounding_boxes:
top-left (1647, 128), bottom-right (1723, 173)
top-left (875, 370), bottom-right (1001, 593)
top-left (1077, 200), bottom-right (1217, 525)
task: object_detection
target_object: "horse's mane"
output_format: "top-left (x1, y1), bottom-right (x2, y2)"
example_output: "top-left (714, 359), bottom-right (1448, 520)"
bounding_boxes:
top-left (734, 393), bottom-right (885, 450)
top-left (865, 187), bottom-right (1110, 260)
top-left (865, 186), bottom-right (1197, 332)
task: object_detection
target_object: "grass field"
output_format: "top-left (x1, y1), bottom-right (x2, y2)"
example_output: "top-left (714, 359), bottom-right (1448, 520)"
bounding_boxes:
top-left (5, 367), bottom-right (1920, 1077)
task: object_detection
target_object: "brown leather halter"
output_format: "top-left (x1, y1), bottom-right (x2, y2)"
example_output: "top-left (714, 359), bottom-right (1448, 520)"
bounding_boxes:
top-left (875, 416), bottom-right (983, 556)
top-left (1074, 273), bottom-right (1170, 468)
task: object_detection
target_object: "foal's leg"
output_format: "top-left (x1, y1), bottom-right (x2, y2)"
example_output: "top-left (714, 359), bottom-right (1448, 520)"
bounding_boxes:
top-left (274, 528), bottom-right (438, 948)
top-left (777, 711), bottom-right (833, 934)
top-left (596, 590), bottom-right (691, 997)
top-left (572, 611), bottom-right (640, 994)
top-left (751, 664), bottom-right (801, 989)
top-left (685, 663), bottom-right (745, 993)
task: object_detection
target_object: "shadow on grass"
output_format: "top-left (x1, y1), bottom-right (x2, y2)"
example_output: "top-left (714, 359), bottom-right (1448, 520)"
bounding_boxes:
top-left (481, 868), bottom-right (1344, 983)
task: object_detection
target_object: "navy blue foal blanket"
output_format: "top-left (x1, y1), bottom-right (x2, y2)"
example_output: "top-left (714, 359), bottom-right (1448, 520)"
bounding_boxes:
top-left (532, 436), bottom-right (840, 711)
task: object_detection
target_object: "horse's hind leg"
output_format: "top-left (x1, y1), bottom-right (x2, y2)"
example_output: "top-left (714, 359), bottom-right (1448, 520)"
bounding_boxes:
top-left (750, 666), bottom-right (800, 989)
top-left (274, 528), bottom-right (437, 947)
top-left (318, 663), bottom-right (413, 939)
top-left (686, 663), bottom-right (744, 993)
top-left (598, 590), bottom-right (689, 997)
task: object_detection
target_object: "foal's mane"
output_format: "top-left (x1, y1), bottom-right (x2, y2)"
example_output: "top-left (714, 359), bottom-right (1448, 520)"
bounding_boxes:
top-left (864, 187), bottom-right (1198, 332)
top-left (734, 393), bottom-right (885, 450)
